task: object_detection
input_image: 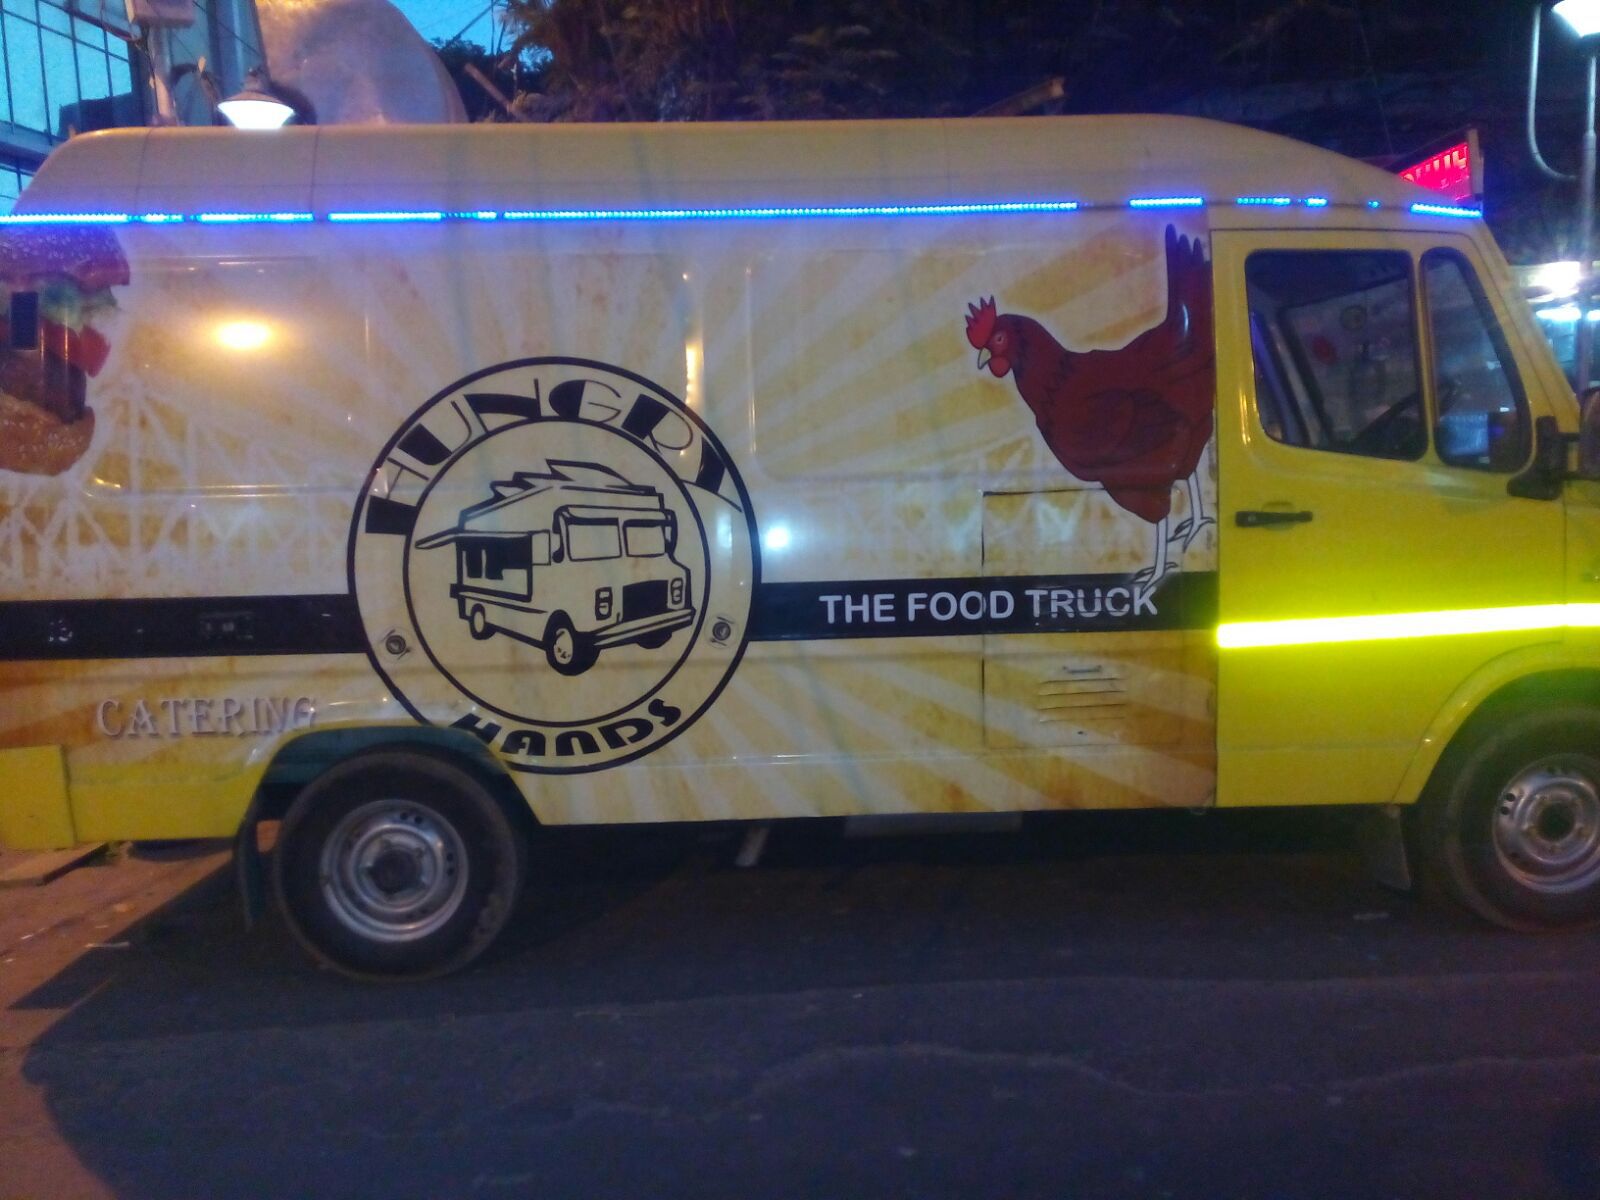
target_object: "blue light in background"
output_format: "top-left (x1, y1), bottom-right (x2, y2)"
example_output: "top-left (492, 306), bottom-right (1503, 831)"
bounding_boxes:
top-left (1236, 196), bottom-right (1293, 207)
top-left (1304, 197), bottom-right (1329, 207)
top-left (1128, 196), bottom-right (1205, 208)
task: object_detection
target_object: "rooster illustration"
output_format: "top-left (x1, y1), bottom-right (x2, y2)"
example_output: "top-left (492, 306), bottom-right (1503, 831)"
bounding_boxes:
top-left (966, 225), bottom-right (1215, 583)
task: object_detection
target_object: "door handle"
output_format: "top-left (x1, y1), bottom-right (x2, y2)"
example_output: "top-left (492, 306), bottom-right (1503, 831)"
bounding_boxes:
top-left (1235, 509), bottom-right (1313, 528)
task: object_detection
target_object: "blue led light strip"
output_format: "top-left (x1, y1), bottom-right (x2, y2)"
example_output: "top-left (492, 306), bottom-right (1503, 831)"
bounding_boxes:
top-left (328, 211), bottom-right (446, 222)
top-left (197, 212), bottom-right (314, 224)
top-left (0, 196), bottom-right (1453, 226)
top-left (0, 212), bottom-right (132, 224)
top-left (1410, 202), bottom-right (1482, 218)
top-left (502, 201), bottom-right (1084, 220)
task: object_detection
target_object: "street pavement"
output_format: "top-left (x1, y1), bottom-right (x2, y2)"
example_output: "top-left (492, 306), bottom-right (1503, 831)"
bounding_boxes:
top-left (4, 810), bottom-right (1600, 1200)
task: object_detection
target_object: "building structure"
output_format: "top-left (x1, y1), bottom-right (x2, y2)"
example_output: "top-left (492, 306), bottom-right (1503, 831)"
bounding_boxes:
top-left (0, 0), bottom-right (266, 209)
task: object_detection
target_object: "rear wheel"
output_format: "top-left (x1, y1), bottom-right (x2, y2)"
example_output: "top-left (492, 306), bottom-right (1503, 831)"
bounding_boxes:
top-left (272, 749), bottom-right (526, 979)
top-left (467, 604), bottom-right (493, 640)
top-left (1420, 707), bottom-right (1600, 930)
top-left (637, 630), bottom-right (671, 650)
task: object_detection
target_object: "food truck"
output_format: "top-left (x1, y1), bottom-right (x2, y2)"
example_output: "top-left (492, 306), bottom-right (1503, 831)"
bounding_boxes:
top-left (2, 115), bottom-right (1599, 978)
top-left (414, 460), bottom-right (694, 676)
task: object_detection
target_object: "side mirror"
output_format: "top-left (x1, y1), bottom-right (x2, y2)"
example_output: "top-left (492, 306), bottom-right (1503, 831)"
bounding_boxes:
top-left (1508, 414), bottom-right (1565, 500)
top-left (1580, 388), bottom-right (1600, 479)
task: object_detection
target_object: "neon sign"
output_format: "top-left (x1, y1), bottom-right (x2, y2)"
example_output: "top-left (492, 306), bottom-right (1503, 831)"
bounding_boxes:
top-left (1398, 138), bottom-right (1476, 202)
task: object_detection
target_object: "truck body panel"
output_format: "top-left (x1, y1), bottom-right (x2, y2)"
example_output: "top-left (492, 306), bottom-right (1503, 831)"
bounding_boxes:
top-left (0, 117), bottom-right (1580, 847)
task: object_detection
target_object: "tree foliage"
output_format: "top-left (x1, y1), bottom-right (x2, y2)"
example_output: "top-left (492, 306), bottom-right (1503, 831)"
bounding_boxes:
top-left (433, 37), bottom-right (524, 123)
top-left (492, 1), bottom-right (1527, 127)
top-left (494, 0), bottom-right (968, 122)
top-left (481, 0), bottom-right (1573, 258)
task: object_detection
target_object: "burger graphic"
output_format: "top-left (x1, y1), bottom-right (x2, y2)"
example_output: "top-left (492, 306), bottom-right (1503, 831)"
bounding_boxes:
top-left (0, 225), bottom-right (129, 476)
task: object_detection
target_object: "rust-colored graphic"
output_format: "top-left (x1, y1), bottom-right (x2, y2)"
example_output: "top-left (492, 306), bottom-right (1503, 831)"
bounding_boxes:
top-left (0, 226), bottom-right (129, 476)
top-left (966, 224), bottom-right (1215, 582)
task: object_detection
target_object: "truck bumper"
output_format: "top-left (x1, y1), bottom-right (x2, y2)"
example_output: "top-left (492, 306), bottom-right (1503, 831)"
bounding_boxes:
top-left (593, 608), bottom-right (695, 649)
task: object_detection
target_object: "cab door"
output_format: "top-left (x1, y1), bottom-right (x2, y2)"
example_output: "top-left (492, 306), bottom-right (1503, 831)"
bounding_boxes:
top-left (1212, 229), bottom-right (1566, 807)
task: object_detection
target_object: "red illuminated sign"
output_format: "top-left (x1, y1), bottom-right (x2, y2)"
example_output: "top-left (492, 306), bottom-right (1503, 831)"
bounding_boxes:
top-left (1398, 137), bottom-right (1477, 202)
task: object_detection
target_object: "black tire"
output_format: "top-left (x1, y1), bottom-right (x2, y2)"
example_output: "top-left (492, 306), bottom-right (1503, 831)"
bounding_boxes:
top-left (544, 612), bottom-right (597, 676)
top-left (637, 630), bottom-right (671, 650)
top-left (467, 604), bottom-right (494, 640)
top-left (272, 748), bottom-right (526, 980)
top-left (1419, 706), bottom-right (1600, 931)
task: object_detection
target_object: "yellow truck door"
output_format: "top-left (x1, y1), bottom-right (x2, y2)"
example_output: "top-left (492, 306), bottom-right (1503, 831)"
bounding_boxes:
top-left (1212, 228), bottom-right (1567, 807)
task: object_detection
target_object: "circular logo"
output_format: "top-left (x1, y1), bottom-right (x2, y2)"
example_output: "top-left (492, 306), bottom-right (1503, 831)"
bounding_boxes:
top-left (349, 357), bottom-right (759, 774)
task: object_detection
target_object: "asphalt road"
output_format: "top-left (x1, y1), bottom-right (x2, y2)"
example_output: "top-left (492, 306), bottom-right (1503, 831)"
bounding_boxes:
top-left (5, 809), bottom-right (1600, 1200)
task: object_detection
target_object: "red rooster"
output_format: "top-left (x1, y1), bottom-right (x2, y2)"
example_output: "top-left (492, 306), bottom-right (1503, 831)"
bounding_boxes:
top-left (966, 225), bottom-right (1215, 583)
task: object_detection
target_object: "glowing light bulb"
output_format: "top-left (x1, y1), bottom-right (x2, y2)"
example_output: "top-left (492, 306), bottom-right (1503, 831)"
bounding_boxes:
top-left (214, 320), bottom-right (273, 352)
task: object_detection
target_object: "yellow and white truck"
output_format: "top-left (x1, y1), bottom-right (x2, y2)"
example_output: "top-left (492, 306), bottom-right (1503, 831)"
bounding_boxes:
top-left (2, 115), bottom-right (1597, 977)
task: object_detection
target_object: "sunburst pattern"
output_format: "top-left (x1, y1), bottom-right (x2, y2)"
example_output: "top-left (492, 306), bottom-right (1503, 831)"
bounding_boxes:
top-left (1, 212), bottom-right (1216, 834)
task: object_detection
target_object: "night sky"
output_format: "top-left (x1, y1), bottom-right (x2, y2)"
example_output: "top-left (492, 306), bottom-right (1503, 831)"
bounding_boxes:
top-left (389, 0), bottom-right (498, 49)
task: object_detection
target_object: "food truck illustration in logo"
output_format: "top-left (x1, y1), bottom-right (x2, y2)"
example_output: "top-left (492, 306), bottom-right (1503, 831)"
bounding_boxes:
top-left (350, 357), bottom-right (758, 775)
top-left (965, 224), bottom-right (1216, 582)
top-left (414, 460), bottom-right (696, 677)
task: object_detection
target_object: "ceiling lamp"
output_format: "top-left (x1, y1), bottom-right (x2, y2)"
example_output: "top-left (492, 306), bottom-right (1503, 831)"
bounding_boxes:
top-left (218, 70), bottom-right (295, 130)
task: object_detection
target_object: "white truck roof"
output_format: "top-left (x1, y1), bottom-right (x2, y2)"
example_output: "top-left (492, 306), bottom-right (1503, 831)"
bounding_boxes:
top-left (19, 115), bottom-right (1433, 217)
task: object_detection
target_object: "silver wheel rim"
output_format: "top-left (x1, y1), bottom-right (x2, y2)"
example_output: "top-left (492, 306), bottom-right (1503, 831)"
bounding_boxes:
top-left (1492, 758), bottom-right (1600, 894)
top-left (319, 800), bottom-right (469, 942)
top-left (552, 627), bottom-right (574, 664)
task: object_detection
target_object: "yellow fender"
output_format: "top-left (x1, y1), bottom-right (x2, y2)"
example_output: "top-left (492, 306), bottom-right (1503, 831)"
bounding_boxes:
top-left (1392, 640), bottom-right (1600, 806)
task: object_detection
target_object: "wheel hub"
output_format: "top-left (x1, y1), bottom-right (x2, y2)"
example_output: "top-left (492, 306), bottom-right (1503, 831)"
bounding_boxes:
top-left (1493, 762), bottom-right (1600, 894)
top-left (367, 846), bottom-right (421, 895)
top-left (320, 801), bottom-right (468, 943)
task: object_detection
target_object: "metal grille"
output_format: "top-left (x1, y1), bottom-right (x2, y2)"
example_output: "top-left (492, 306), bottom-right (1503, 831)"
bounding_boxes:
top-left (623, 580), bottom-right (669, 620)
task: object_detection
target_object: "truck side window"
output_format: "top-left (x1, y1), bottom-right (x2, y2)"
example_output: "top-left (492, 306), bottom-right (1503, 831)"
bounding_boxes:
top-left (1245, 250), bottom-right (1425, 461)
top-left (1422, 249), bottom-right (1530, 472)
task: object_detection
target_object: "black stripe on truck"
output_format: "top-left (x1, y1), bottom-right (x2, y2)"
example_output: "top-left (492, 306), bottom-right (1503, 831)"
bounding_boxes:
top-left (0, 594), bottom-right (365, 661)
top-left (0, 571), bottom-right (1216, 661)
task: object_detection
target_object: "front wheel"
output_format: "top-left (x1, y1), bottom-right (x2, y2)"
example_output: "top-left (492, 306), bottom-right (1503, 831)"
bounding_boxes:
top-left (1419, 707), bottom-right (1600, 930)
top-left (544, 612), bottom-right (597, 676)
top-left (272, 749), bottom-right (526, 979)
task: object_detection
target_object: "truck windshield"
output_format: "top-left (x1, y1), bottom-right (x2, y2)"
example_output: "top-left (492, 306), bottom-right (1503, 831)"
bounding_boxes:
top-left (625, 522), bottom-right (667, 558)
top-left (567, 520), bottom-right (621, 561)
